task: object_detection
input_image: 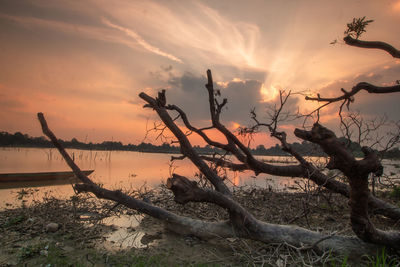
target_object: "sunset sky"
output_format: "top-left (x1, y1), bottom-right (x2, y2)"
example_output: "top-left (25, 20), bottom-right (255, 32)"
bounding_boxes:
top-left (0, 0), bottom-right (399, 147)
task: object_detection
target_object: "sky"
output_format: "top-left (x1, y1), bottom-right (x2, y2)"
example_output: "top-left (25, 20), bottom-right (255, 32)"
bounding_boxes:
top-left (0, 0), bottom-right (399, 148)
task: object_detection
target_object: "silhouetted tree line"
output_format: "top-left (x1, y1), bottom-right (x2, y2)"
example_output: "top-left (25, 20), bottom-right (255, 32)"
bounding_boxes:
top-left (1, 131), bottom-right (399, 158)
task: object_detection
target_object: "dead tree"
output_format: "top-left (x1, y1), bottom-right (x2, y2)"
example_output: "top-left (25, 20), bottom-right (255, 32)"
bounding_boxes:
top-left (38, 110), bottom-right (382, 258)
top-left (36, 18), bottom-right (400, 257)
top-left (294, 17), bottom-right (400, 249)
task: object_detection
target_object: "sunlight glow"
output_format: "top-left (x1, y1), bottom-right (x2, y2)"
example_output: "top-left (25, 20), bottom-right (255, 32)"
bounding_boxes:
top-left (232, 122), bottom-right (241, 130)
top-left (393, 0), bottom-right (400, 11)
top-left (260, 83), bottom-right (280, 102)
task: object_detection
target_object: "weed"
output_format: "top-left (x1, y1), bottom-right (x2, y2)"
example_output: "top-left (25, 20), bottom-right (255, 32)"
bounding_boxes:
top-left (19, 244), bottom-right (42, 260)
top-left (389, 186), bottom-right (400, 199)
top-left (3, 214), bottom-right (25, 227)
top-left (365, 247), bottom-right (398, 267)
top-left (328, 253), bottom-right (349, 267)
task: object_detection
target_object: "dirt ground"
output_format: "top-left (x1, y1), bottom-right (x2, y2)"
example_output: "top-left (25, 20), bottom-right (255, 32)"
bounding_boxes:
top-left (0, 186), bottom-right (399, 266)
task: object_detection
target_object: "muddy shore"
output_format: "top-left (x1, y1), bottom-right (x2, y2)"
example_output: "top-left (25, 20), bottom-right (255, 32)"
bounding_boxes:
top-left (1, 186), bottom-right (399, 266)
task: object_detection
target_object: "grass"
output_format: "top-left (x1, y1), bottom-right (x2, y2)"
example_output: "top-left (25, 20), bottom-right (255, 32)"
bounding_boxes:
top-left (19, 244), bottom-right (43, 260)
top-left (2, 214), bottom-right (26, 227)
top-left (327, 248), bottom-right (400, 267)
top-left (2, 188), bottom-right (399, 266)
top-left (389, 186), bottom-right (400, 199)
top-left (364, 248), bottom-right (397, 267)
top-left (16, 241), bottom-right (220, 267)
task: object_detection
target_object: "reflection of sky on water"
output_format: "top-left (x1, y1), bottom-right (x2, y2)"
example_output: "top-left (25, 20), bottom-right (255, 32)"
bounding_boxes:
top-left (2, 148), bottom-right (397, 209)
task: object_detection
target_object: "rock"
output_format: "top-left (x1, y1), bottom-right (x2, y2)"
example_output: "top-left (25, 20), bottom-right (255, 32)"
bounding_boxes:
top-left (45, 222), bottom-right (59, 232)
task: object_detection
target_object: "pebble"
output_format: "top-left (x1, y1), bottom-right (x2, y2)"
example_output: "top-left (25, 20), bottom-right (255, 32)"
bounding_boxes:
top-left (45, 222), bottom-right (59, 232)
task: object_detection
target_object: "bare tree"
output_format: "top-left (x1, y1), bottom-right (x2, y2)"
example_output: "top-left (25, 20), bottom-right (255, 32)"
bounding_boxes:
top-left (37, 18), bottom-right (400, 257)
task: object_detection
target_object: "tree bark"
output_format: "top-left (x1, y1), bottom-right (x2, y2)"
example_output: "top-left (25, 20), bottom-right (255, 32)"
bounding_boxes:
top-left (295, 124), bottom-right (400, 249)
top-left (37, 112), bottom-right (384, 257)
top-left (139, 92), bottom-right (231, 196)
top-left (344, 35), bottom-right (400, 58)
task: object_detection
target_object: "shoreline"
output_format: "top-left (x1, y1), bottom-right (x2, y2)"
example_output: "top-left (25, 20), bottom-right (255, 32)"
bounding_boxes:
top-left (1, 186), bottom-right (399, 266)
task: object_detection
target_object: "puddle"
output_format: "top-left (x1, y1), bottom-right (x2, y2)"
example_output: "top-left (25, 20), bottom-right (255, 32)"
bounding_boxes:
top-left (102, 214), bottom-right (143, 228)
top-left (99, 214), bottom-right (152, 250)
top-left (104, 226), bottom-right (147, 250)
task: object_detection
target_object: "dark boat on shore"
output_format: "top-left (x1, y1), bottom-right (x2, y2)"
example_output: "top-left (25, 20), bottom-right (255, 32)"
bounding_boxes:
top-left (0, 170), bottom-right (94, 183)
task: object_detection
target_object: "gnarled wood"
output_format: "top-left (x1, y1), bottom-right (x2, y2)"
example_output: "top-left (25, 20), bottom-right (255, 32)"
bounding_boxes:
top-left (139, 93), bottom-right (231, 196)
top-left (37, 112), bottom-right (383, 257)
top-left (295, 124), bottom-right (400, 249)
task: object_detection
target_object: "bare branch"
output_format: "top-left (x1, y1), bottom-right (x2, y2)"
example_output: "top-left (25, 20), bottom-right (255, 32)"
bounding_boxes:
top-left (37, 113), bottom-right (94, 185)
top-left (295, 123), bottom-right (400, 248)
top-left (305, 82), bottom-right (400, 105)
top-left (37, 111), bottom-right (384, 256)
top-left (344, 35), bottom-right (400, 58)
top-left (139, 92), bottom-right (231, 196)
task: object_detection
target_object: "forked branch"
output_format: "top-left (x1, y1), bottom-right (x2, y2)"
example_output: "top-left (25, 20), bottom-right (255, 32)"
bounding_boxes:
top-left (37, 112), bottom-right (382, 257)
top-left (305, 82), bottom-right (400, 105)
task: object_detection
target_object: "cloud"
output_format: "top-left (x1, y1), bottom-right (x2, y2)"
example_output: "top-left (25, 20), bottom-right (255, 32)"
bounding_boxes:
top-left (145, 70), bottom-right (300, 131)
top-left (102, 18), bottom-right (182, 63)
top-left (93, 0), bottom-right (261, 71)
top-left (0, 13), bottom-right (182, 65)
top-left (305, 63), bottom-right (400, 124)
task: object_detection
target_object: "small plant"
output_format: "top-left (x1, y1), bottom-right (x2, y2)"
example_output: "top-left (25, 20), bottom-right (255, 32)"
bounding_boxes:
top-left (3, 214), bottom-right (25, 227)
top-left (389, 186), bottom-right (400, 199)
top-left (344, 16), bottom-right (374, 39)
top-left (19, 244), bottom-right (42, 260)
top-left (365, 247), bottom-right (398, 267)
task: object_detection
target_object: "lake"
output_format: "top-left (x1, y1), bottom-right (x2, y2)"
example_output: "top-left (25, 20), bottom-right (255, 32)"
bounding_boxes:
top-left (1, 147), bottom-right (398, 209)
top-left (0, 147), bottom-right (303, 209)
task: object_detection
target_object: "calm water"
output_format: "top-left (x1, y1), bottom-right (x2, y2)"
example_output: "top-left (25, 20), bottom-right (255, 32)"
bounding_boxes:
top-left (0, 147), bottom-right (303, 208)
top-left (1, 147), bottom-right (398, 209)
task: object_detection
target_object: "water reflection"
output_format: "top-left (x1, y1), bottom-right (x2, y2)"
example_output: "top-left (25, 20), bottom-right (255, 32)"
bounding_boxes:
top-left (0, 147), bottom-right (316, 208)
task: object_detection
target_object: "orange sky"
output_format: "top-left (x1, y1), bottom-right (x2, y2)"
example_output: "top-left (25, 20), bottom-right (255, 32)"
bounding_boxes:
top-left (0, 0), bottom-right (399, 148)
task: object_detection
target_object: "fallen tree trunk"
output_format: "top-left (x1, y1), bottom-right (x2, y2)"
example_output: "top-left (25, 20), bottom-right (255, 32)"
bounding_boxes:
top-left (201, 152), bottom-right (400, 221)
top-left (159, 69), bottom-right (400, 222)
top-left (37, 112), bottom-right (384, 258)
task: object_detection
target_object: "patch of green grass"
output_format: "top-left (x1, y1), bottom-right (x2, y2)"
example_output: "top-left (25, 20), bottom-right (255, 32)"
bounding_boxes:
top-left (20, 243), bottom-right (93, 266)
top-left (44, 244), bottom-right (75, 266)
top-left (19, 244), bottom-right (43, 260)
top-left (365, 248), bottom-right (395, 267)
top-left (389, 186), bottom-right (400, 199)
top-left (3, 214), bottom-right (25, 227)
top-left (105, 253), bottom-right (169, 267)
top-left (328, 254), bottom-right (349, 267)
top-left (16, 240), bottom-right (221, 267)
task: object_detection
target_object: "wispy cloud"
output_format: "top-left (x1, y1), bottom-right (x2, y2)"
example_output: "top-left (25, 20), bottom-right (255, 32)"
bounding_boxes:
top-left (0, 13), bottom-right (182, 63)
top-left (102, 18), bottom-right (182, 63)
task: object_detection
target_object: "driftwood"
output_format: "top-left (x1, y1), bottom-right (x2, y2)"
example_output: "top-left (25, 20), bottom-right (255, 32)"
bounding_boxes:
top-left (38, 112), bottom-right (382, 257)
top-left (36, 19), bottom-right (400, 258)
top-left (159, 71), bottom-right (400, 221)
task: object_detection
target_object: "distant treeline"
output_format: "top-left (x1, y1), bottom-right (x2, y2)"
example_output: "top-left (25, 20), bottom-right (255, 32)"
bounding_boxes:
top-left (1, 131), bottom-right (399, 158)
